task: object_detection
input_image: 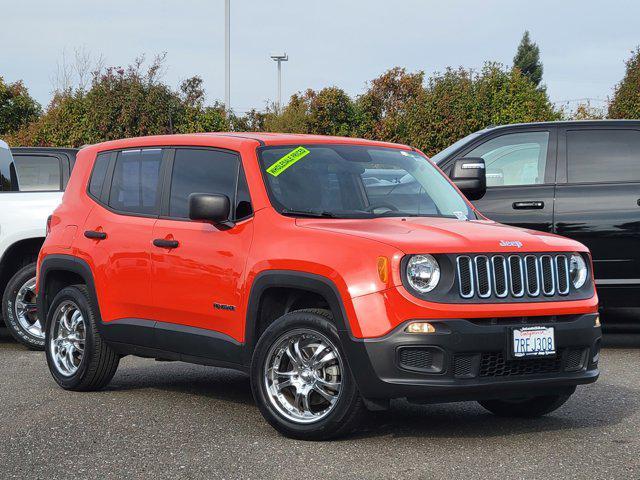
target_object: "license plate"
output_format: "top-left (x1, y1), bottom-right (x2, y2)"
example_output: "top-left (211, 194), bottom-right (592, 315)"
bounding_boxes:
top-left (512, 326), bottom-right (556, 358)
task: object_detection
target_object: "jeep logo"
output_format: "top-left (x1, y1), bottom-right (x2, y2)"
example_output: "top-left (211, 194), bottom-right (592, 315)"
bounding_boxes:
top-left (500, 240), bottom-right (523, 248)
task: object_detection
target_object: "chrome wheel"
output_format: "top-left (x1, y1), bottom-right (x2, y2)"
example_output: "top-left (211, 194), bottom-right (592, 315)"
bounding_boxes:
top-left (49, 301), bottom-right (86, 377)
top-left (264, 329), bottom-right (343, 424)
top-left (14, 277), bottom-right (42, 339)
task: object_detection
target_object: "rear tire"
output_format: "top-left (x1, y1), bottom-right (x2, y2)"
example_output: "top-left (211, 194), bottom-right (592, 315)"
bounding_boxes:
top-left (2, 262), bottom-right (44, 349)
top-left (478, 391), bottom-right (574, 418)
top-left (250, 309), bottom-right (366, 440)
top-left (45, 284), bottom-right (120, 391)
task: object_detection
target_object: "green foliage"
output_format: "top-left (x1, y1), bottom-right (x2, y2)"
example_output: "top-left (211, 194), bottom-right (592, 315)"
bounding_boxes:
top-left (354, 67), bottom-right (425, 142)
top-left (8, 55), bottom-right (230, 147)
top-left (0, 77), bottom-right (41, 136)
top-left (513, 31), bottom-right (543, 87)
top-left (608, 47), bottom-right (640, 119)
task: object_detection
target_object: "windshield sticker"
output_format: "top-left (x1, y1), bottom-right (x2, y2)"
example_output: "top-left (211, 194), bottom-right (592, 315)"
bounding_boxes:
top-left (267, 147), bottom-right (311, 177)
top-left (453, 211), bottom-right (468, 221)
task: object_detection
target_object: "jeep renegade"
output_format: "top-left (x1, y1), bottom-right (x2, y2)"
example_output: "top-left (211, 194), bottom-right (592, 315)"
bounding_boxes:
top-left (37, 133), bottom-right (601, 440)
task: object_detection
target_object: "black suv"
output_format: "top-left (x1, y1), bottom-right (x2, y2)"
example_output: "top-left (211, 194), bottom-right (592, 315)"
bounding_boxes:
top-left (432, 120), bottom-right (640, 310)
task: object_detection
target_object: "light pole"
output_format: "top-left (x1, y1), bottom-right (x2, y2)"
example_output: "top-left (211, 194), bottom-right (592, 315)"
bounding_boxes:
top-left (224, 0), bottom-right (230, 117)
top-left (270, 52), bottom-right (288, 112)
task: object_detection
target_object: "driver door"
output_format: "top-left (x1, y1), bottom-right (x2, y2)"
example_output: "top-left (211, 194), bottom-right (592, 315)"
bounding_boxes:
top-left (452, 128), bottom-right (557, 232)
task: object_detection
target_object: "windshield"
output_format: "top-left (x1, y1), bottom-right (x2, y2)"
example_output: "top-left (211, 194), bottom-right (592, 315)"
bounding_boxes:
top-left (258, 144), bottom-right (475, 219)
top-left (428, 131), bottom-right (482, 164)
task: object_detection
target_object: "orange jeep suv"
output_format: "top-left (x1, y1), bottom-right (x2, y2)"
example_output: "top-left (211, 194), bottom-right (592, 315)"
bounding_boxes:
top-left (37, 133), bottom-right (601, 440)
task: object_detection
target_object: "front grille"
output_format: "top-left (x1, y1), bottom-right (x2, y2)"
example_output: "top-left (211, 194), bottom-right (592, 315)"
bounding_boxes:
top-left (452, 348), bottom-right (591, 378)
top-left (457, 253), bottom-right (572, 301)
top-left (478, 351), bottom-right (563, 377)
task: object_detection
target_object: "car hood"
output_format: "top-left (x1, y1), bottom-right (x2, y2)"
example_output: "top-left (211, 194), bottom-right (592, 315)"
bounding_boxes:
top-left (296, 217), bottom-right (586, 254)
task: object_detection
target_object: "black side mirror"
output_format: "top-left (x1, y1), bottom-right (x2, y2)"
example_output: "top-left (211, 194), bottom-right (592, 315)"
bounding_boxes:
top-left (189, 193), bottom-right (231, 226)
top-left (450, 157), bottom-right (487, 201)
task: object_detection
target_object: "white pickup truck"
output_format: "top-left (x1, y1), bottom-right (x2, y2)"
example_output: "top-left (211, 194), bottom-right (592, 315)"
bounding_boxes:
top-left (0, 141), bottom-right (77, 349)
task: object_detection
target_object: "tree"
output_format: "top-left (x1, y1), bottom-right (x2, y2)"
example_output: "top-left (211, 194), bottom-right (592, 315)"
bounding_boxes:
top-left (0, 77), bottom-right (41, 136)
top-left (407, 63), bottom-right (560, 155)
top-left (513, 31), bottom-right (543, 87)
top-left (608, 47), bottom-right (640, 119)
top-left (355, 67), bottom-right (425, 142)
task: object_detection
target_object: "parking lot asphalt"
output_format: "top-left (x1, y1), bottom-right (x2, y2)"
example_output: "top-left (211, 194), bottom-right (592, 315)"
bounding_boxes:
top-left (0, 328), bottom-right (638, 480)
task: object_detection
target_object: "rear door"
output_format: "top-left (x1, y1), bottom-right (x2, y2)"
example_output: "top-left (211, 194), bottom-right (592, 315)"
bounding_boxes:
top-left (79, 148), bottom-right (165, 344)
top-left (555, 127), bottom-right (640, 300)
top-left (449, 128), bottom-right (557, 232)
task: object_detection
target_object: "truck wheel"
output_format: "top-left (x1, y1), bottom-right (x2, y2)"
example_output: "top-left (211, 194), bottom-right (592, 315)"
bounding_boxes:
top-left (251, 309), bottom-right (366, 440)
top-left (45, 284), bottom-right (120, 391)
top-left (478, 391), bottom-right (574, 418)
top-left (2, 263), bottom-right (44, 349)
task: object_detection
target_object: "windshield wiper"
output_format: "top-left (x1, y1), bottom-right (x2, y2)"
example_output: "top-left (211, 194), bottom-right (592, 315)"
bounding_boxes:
top-left (280, 209), bottom-right (337, 218)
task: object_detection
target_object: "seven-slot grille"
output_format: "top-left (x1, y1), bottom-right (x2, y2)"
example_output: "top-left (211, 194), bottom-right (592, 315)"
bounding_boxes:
top-left (456, 254), bottom-right (571, 300)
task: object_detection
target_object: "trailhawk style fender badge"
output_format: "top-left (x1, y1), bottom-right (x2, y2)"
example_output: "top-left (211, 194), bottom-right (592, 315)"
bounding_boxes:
top-left (266, 146), bottom-right (310, 176)
top-left (500, 240), bottom-right (523, 248)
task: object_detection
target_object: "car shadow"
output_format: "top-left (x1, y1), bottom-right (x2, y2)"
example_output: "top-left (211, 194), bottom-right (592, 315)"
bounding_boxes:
top-left (352, 379), bottom-right (638, 440)
top-left (105, 358), bottom-right (637, 441)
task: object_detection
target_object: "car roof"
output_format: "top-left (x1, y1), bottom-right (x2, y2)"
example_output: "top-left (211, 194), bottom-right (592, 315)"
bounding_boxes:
top-left (479, 119), bottom-right (640, 133)
top-left (88, 132), bottom-right (414, 152)
top-left (11, 147), bottom-right (79, 155)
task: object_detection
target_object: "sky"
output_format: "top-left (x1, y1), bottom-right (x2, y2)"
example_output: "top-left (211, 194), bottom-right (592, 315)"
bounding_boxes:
top-left (1, 0), bottom-right (639, 114)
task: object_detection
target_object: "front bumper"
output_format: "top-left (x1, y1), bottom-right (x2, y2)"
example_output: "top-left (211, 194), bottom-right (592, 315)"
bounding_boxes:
top-left (341, 313), bottom-right (601, 402)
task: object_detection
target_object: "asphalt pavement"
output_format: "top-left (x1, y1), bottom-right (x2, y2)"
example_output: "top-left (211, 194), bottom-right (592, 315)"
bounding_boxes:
top-left (0, 327), bottom-right (638, 480)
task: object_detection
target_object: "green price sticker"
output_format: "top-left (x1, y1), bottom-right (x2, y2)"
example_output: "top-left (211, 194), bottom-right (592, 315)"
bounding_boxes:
top-left (266, 147), bottom-right (310, 177)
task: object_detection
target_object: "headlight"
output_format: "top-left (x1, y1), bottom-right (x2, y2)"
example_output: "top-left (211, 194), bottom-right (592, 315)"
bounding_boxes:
top-left (569, 253), bottom-right (588, 289)
top-left (406, 254), bottom-right (440, 293)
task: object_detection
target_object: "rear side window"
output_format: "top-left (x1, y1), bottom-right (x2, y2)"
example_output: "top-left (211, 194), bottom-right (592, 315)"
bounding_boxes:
top-left (169, 148), bottom-right (244, 219)
top-left (0, 154), bottom-right (61, 192)
top-left (88, 153), bottom-right (110, 198)
top-left (567, 129), bottom-right (640, 183)
top-left (108, 149), bottom-right (163, 215)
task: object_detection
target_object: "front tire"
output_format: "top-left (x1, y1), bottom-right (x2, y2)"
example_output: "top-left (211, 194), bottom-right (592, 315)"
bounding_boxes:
top-left (2, 263), bottom-right (44, 349)
top-left (478, 391), bottom-right (574, 418)
top-left (45, 284), bottom-right (120, 391)
top-left (250, 309), bottom-right (366, 440)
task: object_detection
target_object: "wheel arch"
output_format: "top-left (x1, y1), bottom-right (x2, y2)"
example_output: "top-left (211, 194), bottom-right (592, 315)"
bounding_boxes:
top-left (0, 237), bottom-right (45, 300)
top-left (37, 255), bottom-right (101, 330)
top-left (244, 271), bottom-right (352, 364)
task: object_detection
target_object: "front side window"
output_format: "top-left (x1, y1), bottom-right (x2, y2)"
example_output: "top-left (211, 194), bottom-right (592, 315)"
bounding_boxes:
top-left (108, 149), bottom-right (163, 215)
top-left (169, 148), bottom-right (247, 220)
top-left (258, 145), bottom-right (475, 219)
top-left (567, 129), bottom-right (640, 183)
top-left (464, 132), bottom-right (550, 187)
top-left (0, 153), bottom-right (61, 192)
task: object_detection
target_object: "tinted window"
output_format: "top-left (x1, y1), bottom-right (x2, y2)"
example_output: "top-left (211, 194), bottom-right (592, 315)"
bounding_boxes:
top-left (89, 153), bottom-right (110, 198)
top-left (567, 129), bottom-right (640, 183)
top-left (0, 154), bottom-right (61, 192)
top-left (235, 166), bottom-right (253, 220)
top-left (169, 148), bottom-right (239, 219)
top-left (108, 149), bottom-right (163, 215)
top-left (0, 145), bottom-right (13, 191)
top-left (465, 132), bottom-right (549, 187)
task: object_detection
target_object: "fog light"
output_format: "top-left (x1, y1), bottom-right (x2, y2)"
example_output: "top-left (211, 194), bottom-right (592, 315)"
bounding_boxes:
top-left (594, 314), bottom-right (601, 328)
top-left (405, 322), bottom-right (436, 334)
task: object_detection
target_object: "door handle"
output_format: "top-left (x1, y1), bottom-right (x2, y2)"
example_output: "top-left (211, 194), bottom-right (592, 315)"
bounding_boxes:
top-left (153, 238), bottom-right (179, 249)
top-left (84, 230), bottom-right (107, 240)
top-left (513, 201), bottom-right (544, 210)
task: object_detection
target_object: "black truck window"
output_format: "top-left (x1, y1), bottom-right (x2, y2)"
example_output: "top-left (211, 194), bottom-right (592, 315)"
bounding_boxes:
top-left (567, 129), bottom-right (640, 183)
